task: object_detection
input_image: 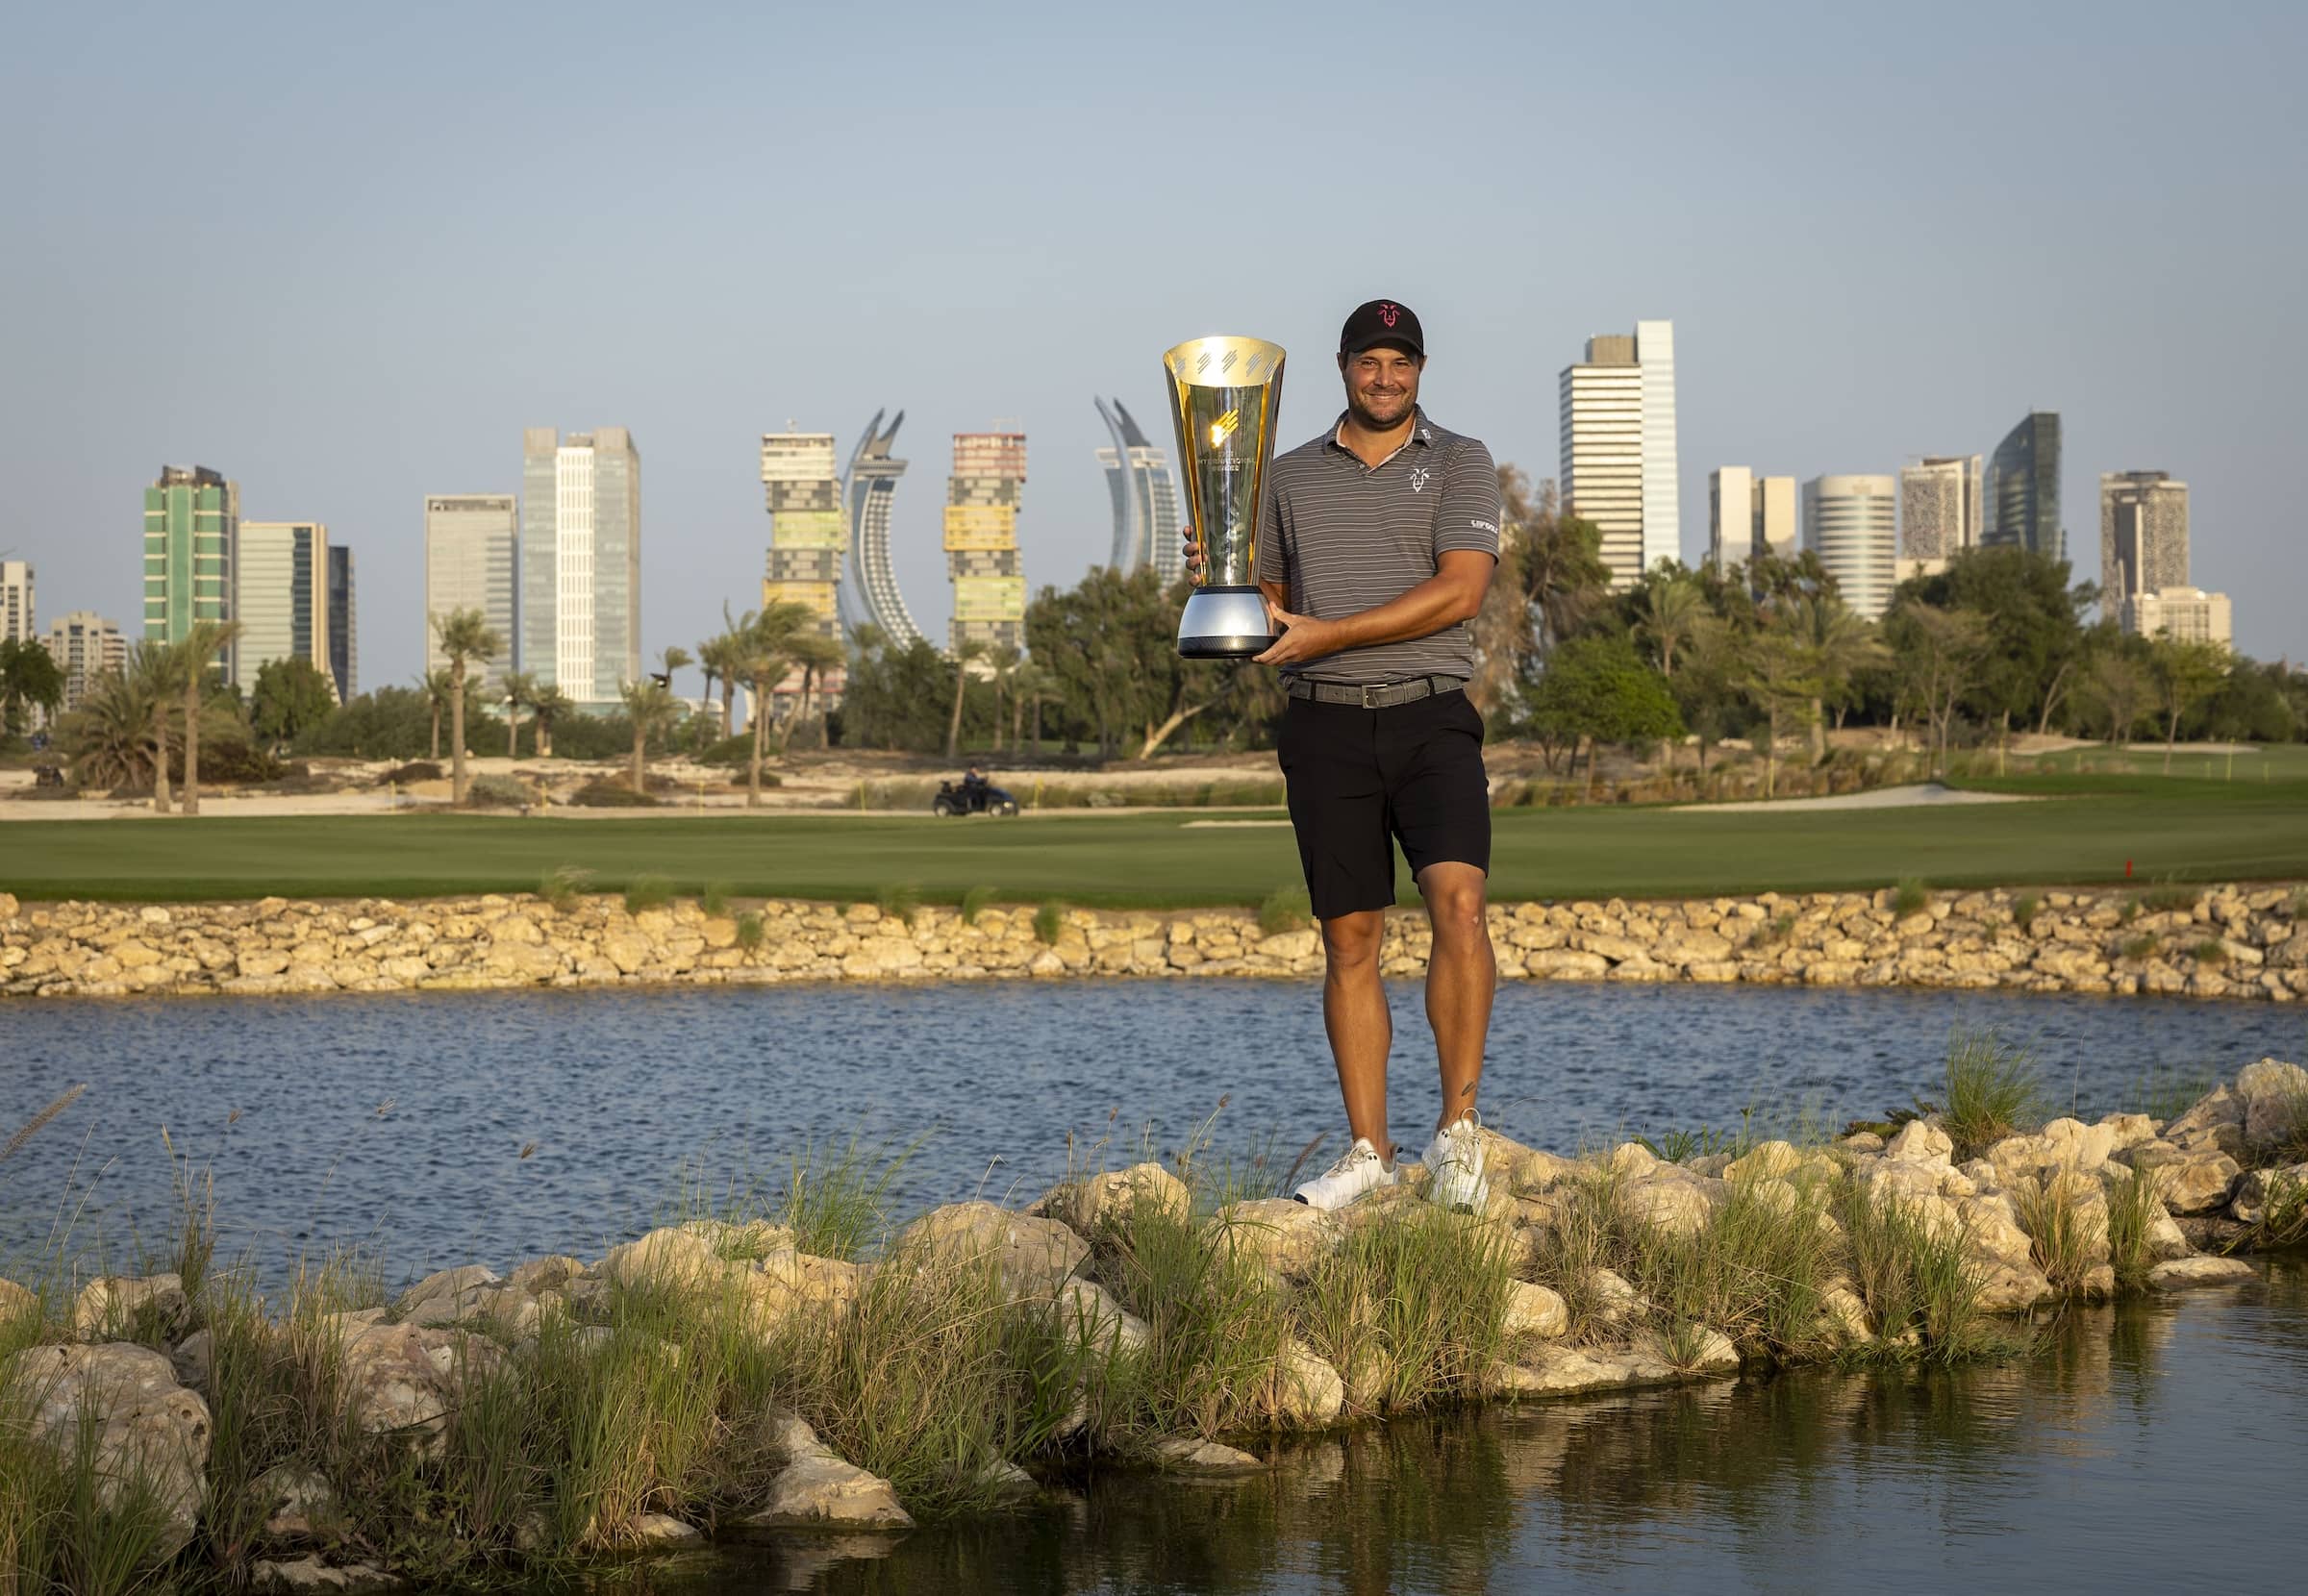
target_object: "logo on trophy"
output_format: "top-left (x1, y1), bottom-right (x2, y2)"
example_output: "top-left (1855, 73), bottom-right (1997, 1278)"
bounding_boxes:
top-left (1165, 336), bottom-right (1287, 658)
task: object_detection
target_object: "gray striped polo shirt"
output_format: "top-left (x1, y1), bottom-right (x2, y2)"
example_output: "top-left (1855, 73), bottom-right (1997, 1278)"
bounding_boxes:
top-left (1263, 406), bottom-right (1501, 686)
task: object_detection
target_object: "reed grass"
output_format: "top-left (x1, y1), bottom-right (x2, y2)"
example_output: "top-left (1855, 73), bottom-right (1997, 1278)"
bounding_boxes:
top-left (2011, 892), bottom-right (2041, 932)
top-left (539, 865), bottom-right (590, 913)
top-left (622, 875), bottom-right (673, 915)
top-left (700, 881), bottom-right (732, 918)
top-left (1941, 1027), bottom-right (2043, 1160)
top-left (1892, 877), bottom-right (1930, 918)
top-left (2189, 938), bottom-right (2227, 965)
top-left (2104, 1165), bottom-right (2162, 1291)
top-left (875, 884), bottom-right (921, 928)
top-left (959, 885), bottom-right (997, 926)
top-left (1033, 902), bottom-right (1065, 946)
top-left (1256, 886), bottom-right (1312, 936)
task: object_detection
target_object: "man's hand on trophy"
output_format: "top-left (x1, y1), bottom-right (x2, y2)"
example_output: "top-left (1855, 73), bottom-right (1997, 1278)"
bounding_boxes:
top-left (1181, 523), bottom-right (1206, 585)
top-left (1252, 598), bottom-right (1339, 666)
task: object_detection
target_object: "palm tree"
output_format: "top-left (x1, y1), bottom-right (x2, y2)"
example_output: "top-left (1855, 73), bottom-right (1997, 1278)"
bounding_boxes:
top-left (983, 645), bottom-right (1022, 754)
top-left (787, 633), bottom-right (845, 752)
top-left (433, 608), bottom-right (503, 805)
top-left (62, 645), bottom-right (169, 797)
top-left (694, 636), bottom-right (728, 736)
top-left (618, 678), bottom-right (681, 795)
top-left (530, 684), bottom-right (572, 758)
top-left (1789, 594), bottom-right (1886, 764)
top-left (1010, 659), bottom-right (1057, 755)
top-left (944, 638), bottom-right (986, 760)
top-left (1632, 578), bottom-right (1703, 679)
top-left (500, 671), bottom-right (536, 759)
top-left (657, 645), bottom-right (693, 697)
top-left (170, 619), bottom-right (242, 816)
top-left (736, 603), bottom-right (815, 807)
top-left (420, 668), bottom-right (454, 761)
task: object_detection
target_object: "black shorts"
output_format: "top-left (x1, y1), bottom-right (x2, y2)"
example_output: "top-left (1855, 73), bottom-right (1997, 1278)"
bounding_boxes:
top-left (1275, 688), bottom-right (1491, 920)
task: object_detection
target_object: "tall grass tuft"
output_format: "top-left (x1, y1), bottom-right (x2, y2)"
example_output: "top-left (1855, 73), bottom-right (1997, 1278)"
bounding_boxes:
top-left (2251, 1171), bottom-right (2308, 1251)
top-left (2189, 938), bottom-right (2227, 965)
top-left (1941, 1026), bottom-right (2042, 1160)
top-left (960, 885), bottom-right (997, 926)
top-left (1098, 1199), bottom-right (1294, 1439)
top-left (1256, 886), bottom-right (1312, 936)
top-left (735, 910), bottom-right (765, 952)
top-left (1033, 902), bottom-right (1065, 946)
top-left (2013, 1176), bottom-right (2102, 1295)
top-left (1892, 877), bottom-right (1930, 918)
top-left (876, 884), bottom-right (921, 928)
top-left (2011, 892), bottom-right (2041, 932)
top-left (2138, 881), bottom-right (2199, 915)
top-left (540, 865), bottom-right (590, 913)
top-left (701, 881), bottom-right (733, 917)
top-left (0, 1386), bottom-right (191, 1595)
top-left (1299, 1205), bottom-right (1512, 1414)
top-left (2119, 933), bottom-right (2159, 961)
top-left (1837, 1183), bottom-right (2016, 1364)
top-left (776, 1133), bottom-right (923, 1261)
top-left (2104, 1165), bottom-right (2161, 1292)
top-left (623, 875), bottom-right (674, 915)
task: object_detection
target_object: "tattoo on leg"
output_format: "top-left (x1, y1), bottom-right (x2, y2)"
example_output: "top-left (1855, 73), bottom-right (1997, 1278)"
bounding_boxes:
top-left (1461, 1083), bottom-right (1477, 1098)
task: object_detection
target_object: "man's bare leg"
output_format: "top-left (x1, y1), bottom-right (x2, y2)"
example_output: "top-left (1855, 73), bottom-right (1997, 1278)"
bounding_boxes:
top-left (1319, 909), bottom-right (1393, 1161)
top-left (1417, 861), bottom-right (1494, 1133)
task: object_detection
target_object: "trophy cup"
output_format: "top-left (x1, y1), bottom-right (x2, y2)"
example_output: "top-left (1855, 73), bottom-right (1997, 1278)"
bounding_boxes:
top-left (1165, 336), bottom-right (1287, 657)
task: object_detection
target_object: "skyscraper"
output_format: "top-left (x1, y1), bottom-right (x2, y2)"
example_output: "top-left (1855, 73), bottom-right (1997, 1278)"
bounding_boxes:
top-left (1984, 412), bottom-right (2062, 560)
top-left (521, 428), bottom-right (640, 707)
top-left (143, 464), bottom-right (238, 677)
top-left (843, 410), bottom-right (926, 649)
top-left (0, 561), bottom-right (31, 644)
top-left (425, 495), bottom-right (516, 694)
top-left (1898, 455), bottom-right (1984, 563)
top-left (1093, 398), bottom-right (1186, 584)
top-left (1707, 468), bottom-right (1796, 574)
top-left (2120, 586), bottom-right (2230, 647)
top-left (1560, 320), bottom-right (1678, 587)
top-left (762, 431), bottom-right (846, 662)
top-left (327, 545), bottom-right (357, 703)
top-left (2100, 471), bottom-right (2190, 603)
top-left (48, 611), bottom-right (125, 712)
top-left (234, 521), bottom-right (330, 696)
top-left (1802, 475), bottom-right (1898, 620)
top-left (946, 432), bottom-right (1027, 654)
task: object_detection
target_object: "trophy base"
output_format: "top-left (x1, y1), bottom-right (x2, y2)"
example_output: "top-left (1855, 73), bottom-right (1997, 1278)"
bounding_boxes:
top-left (1177, 587), bottom-right (1276, 659)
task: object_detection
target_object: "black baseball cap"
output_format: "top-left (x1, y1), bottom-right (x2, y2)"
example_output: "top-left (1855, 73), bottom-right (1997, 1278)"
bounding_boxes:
top-left (1339, 298), bottom-right (1425, 359)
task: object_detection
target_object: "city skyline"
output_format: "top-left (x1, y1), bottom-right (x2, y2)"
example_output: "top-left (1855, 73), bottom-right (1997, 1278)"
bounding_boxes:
top-left (7, 6), bottom-right (2301, 684)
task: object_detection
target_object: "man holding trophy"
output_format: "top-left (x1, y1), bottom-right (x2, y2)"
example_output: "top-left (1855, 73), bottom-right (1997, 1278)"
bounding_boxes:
top-left (1174, 299), bottom-right (1502, 1213)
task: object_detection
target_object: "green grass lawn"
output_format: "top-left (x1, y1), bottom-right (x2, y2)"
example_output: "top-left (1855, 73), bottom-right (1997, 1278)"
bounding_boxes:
top-left (4, 767), bottom-right (2302, 907)
top-left (2009, 741), bottom-right (2308, 781)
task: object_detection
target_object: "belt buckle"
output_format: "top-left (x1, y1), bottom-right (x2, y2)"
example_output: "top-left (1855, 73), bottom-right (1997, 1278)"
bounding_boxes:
top-left (1361, 683), bottom-right (1378, 710)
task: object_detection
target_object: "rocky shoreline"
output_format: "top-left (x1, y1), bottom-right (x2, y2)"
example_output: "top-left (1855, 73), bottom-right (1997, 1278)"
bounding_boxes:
top-left (2, 881), bottom-right (2303, 1003)
top-left (5, 1064), bottom-right (2301, 1591)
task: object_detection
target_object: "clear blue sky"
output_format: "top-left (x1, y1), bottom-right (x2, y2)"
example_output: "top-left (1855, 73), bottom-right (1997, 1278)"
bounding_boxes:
top-left (5, 1), bottom-right (2302, 687)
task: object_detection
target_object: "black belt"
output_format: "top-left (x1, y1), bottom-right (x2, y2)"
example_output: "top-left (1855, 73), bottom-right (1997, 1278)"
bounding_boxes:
top-left (1285, 674), bottom-right (1466, 709)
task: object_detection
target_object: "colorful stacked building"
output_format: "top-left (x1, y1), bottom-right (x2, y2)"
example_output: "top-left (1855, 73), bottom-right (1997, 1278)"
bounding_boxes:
top-left (944, 432), bottom-right (1026, 655)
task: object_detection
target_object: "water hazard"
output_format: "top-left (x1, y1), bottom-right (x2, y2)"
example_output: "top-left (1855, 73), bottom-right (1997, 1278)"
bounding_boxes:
top-left (2, 980), bottom-right (2297, 1278)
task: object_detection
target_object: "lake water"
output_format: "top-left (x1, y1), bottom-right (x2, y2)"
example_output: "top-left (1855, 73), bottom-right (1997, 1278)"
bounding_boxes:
top-left (1, 979), bottom-right (2298, 1281)
top-left (597, 1261), bottom-right (2308, 1595)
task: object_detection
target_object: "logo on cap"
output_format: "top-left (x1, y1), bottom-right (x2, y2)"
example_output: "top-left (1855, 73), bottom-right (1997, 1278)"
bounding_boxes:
top-left (1378, 303), bottom-right (1400, 328)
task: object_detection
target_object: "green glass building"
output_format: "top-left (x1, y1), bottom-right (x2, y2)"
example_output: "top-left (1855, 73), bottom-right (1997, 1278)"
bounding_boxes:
top-left (143, 464), bottom-right (238, 676)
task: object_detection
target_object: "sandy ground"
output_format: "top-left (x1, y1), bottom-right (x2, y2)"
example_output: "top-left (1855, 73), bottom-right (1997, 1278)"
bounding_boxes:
top-left (1672, 782), bottom-right (2037, 814)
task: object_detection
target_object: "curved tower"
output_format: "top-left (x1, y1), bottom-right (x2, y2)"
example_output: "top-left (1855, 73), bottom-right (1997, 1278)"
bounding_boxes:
top-left (1093, 398), bottom-right (1185, 583)
top-left (843, 410), bottom-right (926, 649)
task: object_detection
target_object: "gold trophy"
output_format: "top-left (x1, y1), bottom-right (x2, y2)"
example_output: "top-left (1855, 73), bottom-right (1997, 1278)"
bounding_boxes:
top-left (1164, 335), bottom-right (1287, 657)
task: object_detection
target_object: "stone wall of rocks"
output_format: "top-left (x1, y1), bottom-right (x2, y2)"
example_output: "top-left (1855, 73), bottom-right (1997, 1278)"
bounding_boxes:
top-left (2, 882), bottom-right (2303, 1003)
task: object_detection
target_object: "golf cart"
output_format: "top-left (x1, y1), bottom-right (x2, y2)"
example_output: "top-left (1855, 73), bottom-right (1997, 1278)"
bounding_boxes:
top-left (932, 778), bottom-right (1019, 817)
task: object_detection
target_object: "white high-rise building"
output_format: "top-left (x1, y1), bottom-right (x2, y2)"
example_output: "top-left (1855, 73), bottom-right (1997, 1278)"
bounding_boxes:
top-left (2100, 471), bottom-right (2190, 605)
top-left (521, 428), bottom-right (640, 707)
top-left (1708, 469), bottom-right (1797, 574)
top-left (2120, 586), bottom-right (2230, 647)
top-left (48, 611), bottom-right (125, 712)
top-left (1561, 319), bottom-right (1679, 587)
top-left (234, 522), bottom-right (332, 696)
top-left (1802, 475), bottom-right (1898, 620)
top-left (425, 494), bottom-right (518, 695)
top-left (0, 561), bottom-right (32, 644)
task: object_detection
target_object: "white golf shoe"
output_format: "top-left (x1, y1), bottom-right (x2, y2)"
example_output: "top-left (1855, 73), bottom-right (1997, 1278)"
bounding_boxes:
top-left (1422, 1114), bottom-right (1490, 1213)
top-left (1292, 1137), bottom-right (1398, 1209)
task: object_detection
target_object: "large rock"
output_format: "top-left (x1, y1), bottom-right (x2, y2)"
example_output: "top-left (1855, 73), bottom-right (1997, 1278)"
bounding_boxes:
top-left (597, 1227), bottom-right (727, 1293)
top-left (1035, 1162), bottom-right (1192, 1236)
top-left (2227, 1164), bottom-right (2308, 1225)
top-left (1147, 1435), bottom-right (1264, 1474)
top-left (2128, 1146), bottom-right (2243, 1215)
top-left (2237, 1058), bottom-right (2308, 1148)
top-left (737, 1413), bottom-right (914, 1533)
top-left (1272, 1340), bottom-right (1344, 1424)
top-left (246, 1463), bottom-right (339, 1544)
top-left (1883, 1119), bottom-right (1954, 1167)
top-left (249, 1559), bottom-right (399, 1593)
top-left (393, 1264), bottom-right (500, 1327)
top-left (896, 1202), bottom-right (1089, 1296)
top-left (4, 1342), bottom-right (212, 1557)
top-left (2164, 1085), bottom-right (2246, 1158)
top-left (1204, 1199), bottom-right (1341, 1279)
top-left (0, 1275), bottom-right (37, 1326)
top-left (2147, 1256), bottom-right (2256, 1291)
top-left (72, 1273), bottom-right (189, 1342)
top-left (1050, 1279), bottom-right (1151, 1355)
top-left (338, 1321), bottom-right (503, 1440)
top-left (1503, 1281), bottom-right (1569, 1340)
top-left (1618, 1173), bottom-right (1719, 1238)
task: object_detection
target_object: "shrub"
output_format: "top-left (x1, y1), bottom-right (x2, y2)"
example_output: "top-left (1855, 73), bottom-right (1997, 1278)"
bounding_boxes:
top-left (2189, 938), bottom-right (2227, 965)
top-left (376, 760), bottom-right (442, 786)
top-left (1941, 1026), bottom-right (2042, 1160)
top-left (1892, 877), bottom-right (1930, 918)
top-left (960, 885), bottom-right (997, 926)
top-left (463, 773), bottom-right (530, 809)
top-left (539, 865), bottom-right (590, 912)
top-left (701, 881), bottom-right (732, 917)
top-left (2119, 933), bottom-right (2159, 961)
top-left (569, 778), bottom-right (657, 808)
top-left (624, 875), bottom-right (673, 914)
top-left (734, 911), bottom-right (764, 952)
top-left (1034, 902), bottom-right (1065, 946)
top-left (1256, 885), bottom-right (1311, 936)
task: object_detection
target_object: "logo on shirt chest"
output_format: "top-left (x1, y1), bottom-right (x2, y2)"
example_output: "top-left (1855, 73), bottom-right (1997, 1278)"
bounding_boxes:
top-left (1408, 465), bottom-right (1430, 493)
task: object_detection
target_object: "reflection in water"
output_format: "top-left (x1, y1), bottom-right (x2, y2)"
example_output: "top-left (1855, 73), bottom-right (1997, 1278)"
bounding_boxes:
top-left (592, 1264), bottom-right (2307, 1596)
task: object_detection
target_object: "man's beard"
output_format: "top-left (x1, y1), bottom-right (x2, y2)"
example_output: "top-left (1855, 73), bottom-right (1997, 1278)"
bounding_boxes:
top-left (1347, 387), bottom-right (1414, 430)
